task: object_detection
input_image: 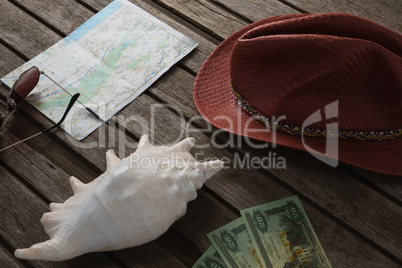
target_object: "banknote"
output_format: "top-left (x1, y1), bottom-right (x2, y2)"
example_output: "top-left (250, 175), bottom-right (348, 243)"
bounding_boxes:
top-left (207, 217), bottom-right (262, 268)
top-left (241, 196), bottom-right (332, 268)
top-left (192, 245), bottom-right (228, 268)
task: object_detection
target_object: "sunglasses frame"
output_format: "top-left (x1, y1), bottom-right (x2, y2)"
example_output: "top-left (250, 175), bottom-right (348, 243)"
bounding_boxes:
top-left (0, 66), bottom-right (41, 132)
top-left (0, 66), bottom-right (87, 152)
top-left (0, 93), bottom-right (80, 153)
top-left (0, 66), bottom-right (104, 132)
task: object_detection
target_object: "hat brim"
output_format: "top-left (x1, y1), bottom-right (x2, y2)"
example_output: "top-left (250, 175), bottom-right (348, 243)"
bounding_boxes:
top-left (193, 14), bottom-right (402, 175)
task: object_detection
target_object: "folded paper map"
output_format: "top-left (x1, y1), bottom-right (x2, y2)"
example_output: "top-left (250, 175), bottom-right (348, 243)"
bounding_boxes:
top-left (194, 196), bottom-right (332, 268)
top-left (1, 0), bottom-right (197, 140)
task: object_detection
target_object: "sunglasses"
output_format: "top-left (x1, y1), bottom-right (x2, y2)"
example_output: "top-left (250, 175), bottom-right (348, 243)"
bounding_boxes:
top-left (0, 66), bottom-right (85, 152)
top-left (1, 66), bottom-right (103, 129)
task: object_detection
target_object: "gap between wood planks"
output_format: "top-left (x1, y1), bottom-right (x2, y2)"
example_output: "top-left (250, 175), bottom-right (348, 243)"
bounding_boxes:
top-left (0, 98), bottom-right (203, 267)
top-left (275, 0), bottom-right (309, 13)
top-left (139, 0), bottom-right (402, 206)
top-left (1, 0), bottom-right (400, 264)
top-left (0, 235), bottom-right (29, 267)
top-left (340, 163), bottom-right (402, 206)
top-left (10, 0), bottom-right (402, 231)
top-left (1, 70), bottom-right (401, 266)
top-left (1, 59), bottom-right (400, 264)
top-left (6, 0), bottom-right (401, 230)
top-left (151, 0), bottom-right (230, 41)
top-left (144, 81), bottom-right (402, 265)
top-left (7, 0), bottom-right (65, 40)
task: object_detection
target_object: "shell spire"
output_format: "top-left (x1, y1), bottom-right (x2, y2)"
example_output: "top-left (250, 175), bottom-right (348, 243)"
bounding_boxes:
top-left (14, 135), bottom-right (223, 261)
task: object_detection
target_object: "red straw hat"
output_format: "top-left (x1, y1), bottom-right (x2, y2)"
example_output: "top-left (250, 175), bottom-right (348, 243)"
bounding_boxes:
top-left (193, 13), bottom-right (402, 175)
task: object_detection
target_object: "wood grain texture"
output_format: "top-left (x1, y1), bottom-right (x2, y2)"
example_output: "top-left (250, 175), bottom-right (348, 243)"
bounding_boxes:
top-left (0, 96), bottom-right (200, 267)
top-left (12, 0), bottom-right (93, 35)
top-left (212, 0), bottom-right (299, 21)
top-left (2, 68), bottom-right (398, 266)
top-left (109, 242), bottom-right (188, 268)
top-left (211, 0), bottom-right (402, 33)
top-left (286, 0), bottom-right (402, 33)
top-left (108, 90), bottom-right (401, 266)
top-left (154, 0), bottom-right (249, 39)
top-left (341, 164), bottom-right (402, 203)
top-left (0, 97), bottom-right (198, 267)
top-left (130, 44), bottom-right (402, 261)
top-left (0, 1), bottom-right (61, 59)
top-left (0, 165), bottom-right (121, 267)
top-left (139, 0), bottom-right (402, 217)
top-left (2, 42), bottom-right (400, 268)
top-left (78, 0), bottom-right (112, 9)
top-left (0, 14), bottom-right (198, 266)
top-left (0, 244), bottom-right (23, 268)
top-left (0, 0), bottom-right (401, 267)
top-left (211, 131), bottom-right (402, 260)
top-left (0, 43), bottom-right (26, 76)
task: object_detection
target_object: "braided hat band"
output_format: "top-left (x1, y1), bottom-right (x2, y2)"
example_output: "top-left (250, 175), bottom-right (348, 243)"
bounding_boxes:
top-left (193, 13), bottom-right (402, 175)
top-left (230, 82), bottom-right (402, 141)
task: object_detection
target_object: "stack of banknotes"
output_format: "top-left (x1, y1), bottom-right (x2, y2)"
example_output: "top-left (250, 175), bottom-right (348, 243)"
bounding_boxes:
top-left (192, 196), bottom-right (332, 268)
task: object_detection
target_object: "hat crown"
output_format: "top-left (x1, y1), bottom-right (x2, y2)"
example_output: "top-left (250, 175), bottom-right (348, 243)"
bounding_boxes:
top-left (193, 13), bottom-right (402, 174)
top-left (230, 13), bottom-right (402, 133)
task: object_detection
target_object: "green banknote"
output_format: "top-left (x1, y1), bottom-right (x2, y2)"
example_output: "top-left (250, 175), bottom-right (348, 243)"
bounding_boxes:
top-left (207, 217), bottom-right (262, 268)
top-left (241, 196), bottom-right (332, 268)
top-left (192, 245), bottom-right (228, 268)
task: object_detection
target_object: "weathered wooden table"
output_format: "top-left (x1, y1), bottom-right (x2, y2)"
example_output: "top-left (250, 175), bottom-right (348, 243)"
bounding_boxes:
top-left (0, 0), bottom-right (401, 267)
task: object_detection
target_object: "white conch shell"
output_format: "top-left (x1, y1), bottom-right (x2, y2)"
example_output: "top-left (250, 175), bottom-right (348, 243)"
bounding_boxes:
top-left (15, 135), bottom-right (223, 261)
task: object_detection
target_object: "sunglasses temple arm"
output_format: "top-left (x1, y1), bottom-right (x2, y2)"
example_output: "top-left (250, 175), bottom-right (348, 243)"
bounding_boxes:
top-left (0, 132), bottom-right (42, 153)
top-left (41, 71), bottom-right (105, 122)
top-left (0, 94), bottom-right (79, 153)
top-left (0, 109), bottom-right (16, 132)
top-left (43, 93), bottom-right (80, 133)
top-left (0, 93), bottom-right (80, 153)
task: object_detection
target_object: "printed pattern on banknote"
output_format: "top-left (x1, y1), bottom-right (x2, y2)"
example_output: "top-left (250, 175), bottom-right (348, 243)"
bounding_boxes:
top-left (192, 245), bottom-right (228, 268)
top-left (208, 217), bottom-right (262, 268)
top-left (241, 196), bottom-right (332, 268)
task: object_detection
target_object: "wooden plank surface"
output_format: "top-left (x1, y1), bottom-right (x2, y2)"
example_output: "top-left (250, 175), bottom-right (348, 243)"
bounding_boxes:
top-left (0, 0), bottom-right (401, 267)
top-left (0, 165), bottom-right (122, 267)
top-left (286, 0), bottom-right (402, 32)
top-left (12, 0), bottom-right (93, 36)
top-left (0, 1), bottom-right (61, 60)
top-left (211, 0), bottom-right (300, 21)
top-left (0, 244), bottom-right (23, 268)
top-left (139, 1), bottom-right (402, 262)
top-left (154, 0), bottom-right (249, 40)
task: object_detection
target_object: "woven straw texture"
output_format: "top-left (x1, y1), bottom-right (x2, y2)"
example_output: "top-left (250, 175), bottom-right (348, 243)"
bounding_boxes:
top-left (193, 13), bottom-right (402, 175)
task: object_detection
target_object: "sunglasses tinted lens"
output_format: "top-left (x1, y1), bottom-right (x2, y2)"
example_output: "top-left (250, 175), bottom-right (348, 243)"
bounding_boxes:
top-left (10, 66), bottom-right (40, 107)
